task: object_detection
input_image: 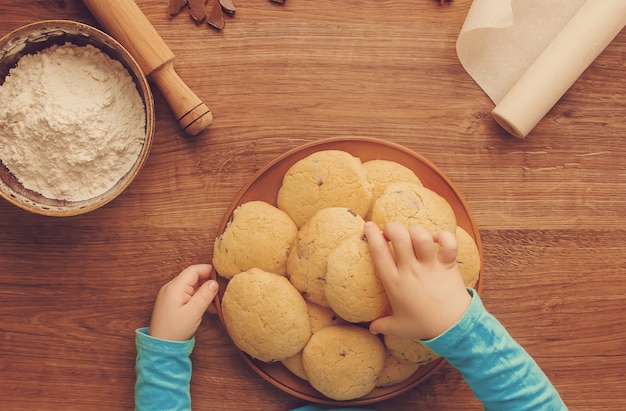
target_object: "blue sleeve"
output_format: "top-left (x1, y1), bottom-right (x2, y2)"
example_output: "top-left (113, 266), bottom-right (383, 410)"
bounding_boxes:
top-left (422, 290), bottom-right (567, 411)
top-left (134, 327), bottom-right (195, 411)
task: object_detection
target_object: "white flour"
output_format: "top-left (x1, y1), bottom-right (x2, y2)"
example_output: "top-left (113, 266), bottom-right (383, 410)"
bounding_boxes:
top-left (0, 42), bottom-right (146, 202)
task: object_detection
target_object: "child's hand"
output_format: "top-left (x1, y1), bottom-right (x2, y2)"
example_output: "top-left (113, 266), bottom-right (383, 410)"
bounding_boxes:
top-left (365, 221), bottom-right (471, 341)
top-left (149, 264), bottom-right (219, 341)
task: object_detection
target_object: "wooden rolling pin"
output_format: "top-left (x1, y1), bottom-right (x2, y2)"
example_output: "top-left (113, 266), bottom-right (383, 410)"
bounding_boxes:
top-left (82, 0), bottom-right (212, 136)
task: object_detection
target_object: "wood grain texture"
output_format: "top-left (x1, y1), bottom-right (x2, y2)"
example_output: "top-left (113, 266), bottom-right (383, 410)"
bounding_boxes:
top-left (1, 1), bottom-right (626, 410)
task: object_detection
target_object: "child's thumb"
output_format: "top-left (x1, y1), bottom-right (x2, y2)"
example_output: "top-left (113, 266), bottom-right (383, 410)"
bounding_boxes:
top-left (369, 316), bottom-right (395, 336)
top-left (188, 280), bottom-right (219, 315)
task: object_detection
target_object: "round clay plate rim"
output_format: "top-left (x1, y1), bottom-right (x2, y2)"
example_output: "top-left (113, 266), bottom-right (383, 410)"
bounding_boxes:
top-left (212, 136), bottom-right (483, 405)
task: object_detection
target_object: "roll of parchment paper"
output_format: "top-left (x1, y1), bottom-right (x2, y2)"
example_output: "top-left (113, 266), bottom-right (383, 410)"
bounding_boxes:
top-left (492, 0), bottom-right (626, 138)
top-left (457, 0), bottom-right (626, 139)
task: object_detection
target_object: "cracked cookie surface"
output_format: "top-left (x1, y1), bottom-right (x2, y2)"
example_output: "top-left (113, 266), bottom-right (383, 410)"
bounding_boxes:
top-left (222, 267), bottom-right (311, 362)
top-left (301, 325), bottom-right (386, 400)
top-left (287, 207), bottom-right (365, 307)
top-left (213, 200), bottom-right (298, 279)
top-left (277, 150), bottom-right (372, 228)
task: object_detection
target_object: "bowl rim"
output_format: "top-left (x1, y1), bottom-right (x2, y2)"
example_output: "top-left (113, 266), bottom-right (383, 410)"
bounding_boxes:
top-left (0, 19), bottom-right (155, 217)
top-left (211, 136), bottom-right (484, 405)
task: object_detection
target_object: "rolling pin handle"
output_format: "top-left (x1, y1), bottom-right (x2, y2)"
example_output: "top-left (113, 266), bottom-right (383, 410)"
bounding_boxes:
top-left (149, 62), bottom-right (213, 136)
top-left (179, 103), bottom-right (214, 136)
top-left (81, 0), bottom-right (212, 136)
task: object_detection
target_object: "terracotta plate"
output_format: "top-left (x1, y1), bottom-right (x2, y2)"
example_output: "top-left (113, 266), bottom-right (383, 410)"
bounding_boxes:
top-left (212, 136), bottom-right (483, 406)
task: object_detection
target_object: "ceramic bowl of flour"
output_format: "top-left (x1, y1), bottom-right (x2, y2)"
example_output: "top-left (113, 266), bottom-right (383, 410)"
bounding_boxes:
top-left (0, 20), bottom-right (154, 216)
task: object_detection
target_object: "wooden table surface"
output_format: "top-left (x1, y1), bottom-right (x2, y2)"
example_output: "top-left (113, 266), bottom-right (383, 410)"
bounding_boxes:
top-left (1, 1), bottom-right (625, 410)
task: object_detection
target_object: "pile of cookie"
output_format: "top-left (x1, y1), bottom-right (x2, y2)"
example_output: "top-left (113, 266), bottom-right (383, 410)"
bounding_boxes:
top-left (213, 149), bottom-right (480, 401)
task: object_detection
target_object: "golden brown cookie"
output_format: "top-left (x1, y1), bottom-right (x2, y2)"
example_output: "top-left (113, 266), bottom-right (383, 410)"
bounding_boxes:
top-left (277, 150), bottom-right (372, 228)
top-left (456, 226), bottom-right (481, 288)
top-left (302, 325), bottom-right (386, 400)
top-left (281, 352), bottom-right (307, 380)
top-left (281, 301), bottom-right (347, 380)
top-left (306, 300), bottom-right (347, 333)
top-left (384, 334), bottom-right (440, 365)
top-left (362, 159), bottom-right (422, 217)
top-left (221, 268), bottom-right (311, 363)
top-left (287, 207), bottom-right (365, 307)
top-left (376, 350), bottom-right (420, 387)
top-left (325, 232), bottom-right (391, 323)
top-left (212, 201), bottom-right (298, 279)
top-left (370, 182), bottom-right (456, 233)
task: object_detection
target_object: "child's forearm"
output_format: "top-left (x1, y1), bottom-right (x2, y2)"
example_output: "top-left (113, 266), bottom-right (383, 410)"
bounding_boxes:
top-left (423, 290), bottom-right (567, 411)
top-left (135, 328), bottom-right (194, 411)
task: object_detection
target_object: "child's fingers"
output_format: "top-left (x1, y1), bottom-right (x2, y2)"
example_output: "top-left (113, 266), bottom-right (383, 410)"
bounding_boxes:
top-left (365, 221), bottom-right (398, 281)
top-left (175, 264), bottom-right (213, 288)
top-left (369, 315), bottom-right (398, 336)
top-left (383, 222), bottom-right (418, 269)
top-left (408, 225), bottom-right (437, 263)
top-left (186, 280), bottom-right (219, 317)
top-left (433, 231), bottom-right (458, 265)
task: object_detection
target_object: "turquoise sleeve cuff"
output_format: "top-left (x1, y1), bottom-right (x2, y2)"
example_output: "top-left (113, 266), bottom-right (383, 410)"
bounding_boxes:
top-left (134, 327), bottom-right (195, 411)
top-left (422, 290), bottom-right (567, 411)
top-left (135, 327), bottom-right (195, 357)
